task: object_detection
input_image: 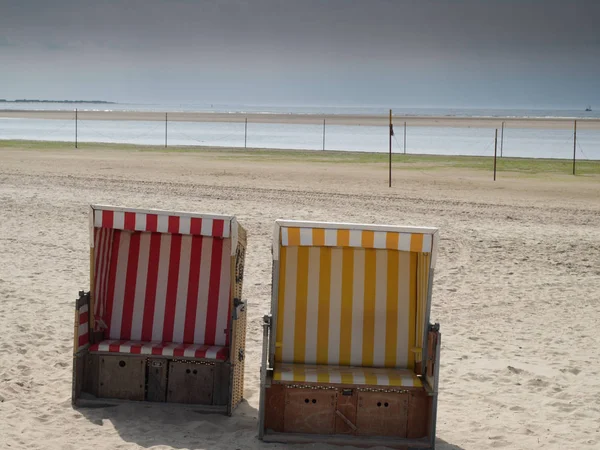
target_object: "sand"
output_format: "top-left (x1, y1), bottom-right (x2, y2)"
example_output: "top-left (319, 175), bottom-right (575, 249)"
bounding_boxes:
top-left (0, 145), bottom-right (599, 449)
top-left (1, 109), bottom-right (600, 129)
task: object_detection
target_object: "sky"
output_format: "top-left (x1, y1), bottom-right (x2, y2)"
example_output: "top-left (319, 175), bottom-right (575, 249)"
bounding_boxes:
top-left (1, 0), bottom-right (599, 109)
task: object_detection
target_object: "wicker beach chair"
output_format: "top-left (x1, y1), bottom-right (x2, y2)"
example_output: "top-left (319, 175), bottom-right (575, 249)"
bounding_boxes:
top-left (72, 205), bottom-right (247, 415)
top-left (258, 220), bottom-right (441, 448)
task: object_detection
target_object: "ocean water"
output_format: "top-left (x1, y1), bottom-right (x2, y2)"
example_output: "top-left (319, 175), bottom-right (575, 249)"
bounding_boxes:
top-left (1, 103), bottom-right (599, 159)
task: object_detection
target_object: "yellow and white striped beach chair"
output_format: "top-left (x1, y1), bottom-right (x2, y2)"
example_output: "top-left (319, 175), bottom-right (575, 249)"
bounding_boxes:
top-left (258, 220), bottom-right (441, 448)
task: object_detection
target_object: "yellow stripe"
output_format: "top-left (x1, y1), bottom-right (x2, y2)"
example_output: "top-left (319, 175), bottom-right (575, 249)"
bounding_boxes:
top-left (275, 246), bottom-right (287, 362)
top-left (362, 249), bottom-right (376, 366)
top-left (317, 365), bottom-right (330, 383)
top-left (408, 252), bottom-right (417, 369)
top-left (293, 364), bottom-right (306, 382)
top-left (316, 247), bottom-right (331, 365)
top-left (388, 371), bottom-right (403, 386)
top-left (386, 232), bottom-right (399, 250)
top-left (337, 229), bottom-right (350, 247)
top-left (364, 372), bottom-right (378, 385)
top-left (385, 251), bottom-right (399, 367)
top-left (313, 228), bottom-right (325, 246)
top-left (341, 370), bottom-right (354, 385)
top-left (288, 228), bottom-right (301, 246)
top-left (339, 248), bottom-right (354, 365)
top-left (293, 246), bottom-right (309, 363)
top-left (361, 230), bottom-right (374, 248)
top-left (410, 234), bottom-right (424, 253)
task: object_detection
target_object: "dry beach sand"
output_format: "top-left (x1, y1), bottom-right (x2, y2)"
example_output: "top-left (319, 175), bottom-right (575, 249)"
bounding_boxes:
top-left (0, 145), bottom-right (599, 449)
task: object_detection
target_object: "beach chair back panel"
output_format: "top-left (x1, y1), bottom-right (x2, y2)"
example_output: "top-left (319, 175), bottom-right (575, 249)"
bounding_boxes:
top-left (92, 207), bottom-right (234, 347)
top-left (275, 224), bottom-right (433, 369)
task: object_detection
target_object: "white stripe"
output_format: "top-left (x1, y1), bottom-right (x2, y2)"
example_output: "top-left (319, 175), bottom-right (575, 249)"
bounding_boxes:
top-left (304, 247), bottom-right (320, 364)
top-left (221, 220), bottom-right (230, 238)
top-left (398, 233), bottom-right (411, 251)
top-left (353, 372), bottom-right (366, 385)
top-left (299, 228), bottom-right (312, 246)
top-left (172, 235), bottom-right (192, 343)
top-left (179, 216), bottom-right (191, 235)
top-left (130, 232), bottom-right (150, 340)
top-left (183, 346), bottom-right (198, 358)
top-left (140, 342), bottom-right (157, 355)
top-left (94, 210), bottom-right (103, 227)
top-left (350, 249), bottom-right (365, 366)
top-left (328, 248), bottom-right (342, 364)
top-left (281, 246), bottom-right (298, 362)
top-left (328, 372), bottom-right (342, 384)
top-left (422, 234), bottom-right (432, 253)
top-left (78, 323), bottom-right (88, 336)
top-left (194, 237), bottom-right (213, 343)
top-left (204, 346), bottom-right (219, 359)
top-left (280, 369), bottom-right (295, 382)
top-left (109, 231), bottom-right (130, 339)
top-left (157, 215), bottom-right (169, 233)
top-left (374, 231), bottom-right (387, 249)
top-left (281, 227), bottom-right (289, 246)
top-left (349, 230), bottom-right (362, 247)
top-left (201, 218), bottom-right (213, 236)
top-left (376, 374), bottom-right (390, 386)
top-left (161, 342), bottom-right (179, 357)
top-left (119, 342), bottom-right (132, 353)
top-left (324, 229), bottom-right (337, 247)
top-left (304, 371), bottom-right (318, 383)
top-left (134, 213), bottom-right (146, 231)
top-left (402, 374), bottom-right (414, 387)
top-left (79, 303), bottom-right (89, 314)
top-left (113, 211), bottom-right (125, 230)
top-left (396, 252), bottom-right (411, 367)
top-left (214, 238), bottom-right (231, 346)
top-left (373, 250), bottom-right (388, 367)
top-left (152, 234), bottom-right (171, 341)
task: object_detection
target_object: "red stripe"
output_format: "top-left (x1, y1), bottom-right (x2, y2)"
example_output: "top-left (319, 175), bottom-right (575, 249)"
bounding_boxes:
top-left (141, 233), bottom-right (162, 341)
top-left (102, 210), bottom-right (114, 228)
top-left (108, 342), bottom-right (122, 352)
top-left (190, 217), bottom-right (202, 235)
top-left (193, 345), bottom-right (209, 358)
top-left (215, 346), bottom-right (229, 360)
top-left (103, 230), bottom-right (122, 339)
top-left (162, 234), bottom-right (182, 342)
top-left (124, 212), bottom-right (136, 230)
top-left (129, 343), bottom-right (142, 354)
top-left (168, 216), bottom-right (180, 234)
top-left (152, 346), bottom-right (163, 355)
top-left (79, 311), bottom-right (89, 324)
top-left (183, 235), bottom-right (203, 343)
top-left (204, 238), bottom-right (223, 345)
top-left (146, 214), bottom-right (158, 232)
top-left (78, 334), bottom-right (89, 348)
top-left (120, 232), bottom-right (140, 340)
top-left (173, 343), bottom-right (188, 357)
top-left (212, 219), bottom-right (224, 237)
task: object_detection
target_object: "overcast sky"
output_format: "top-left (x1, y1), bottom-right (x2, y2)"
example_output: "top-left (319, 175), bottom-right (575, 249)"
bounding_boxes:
top-left (1, 0), bottom-right (599, 108)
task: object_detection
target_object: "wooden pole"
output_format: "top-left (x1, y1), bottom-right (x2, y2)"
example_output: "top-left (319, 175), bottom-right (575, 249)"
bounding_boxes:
top-left (322, 119), bottom-right (326, 151)
top-left (389, 109), bottom-right (392, 188)
top-left (75, 108), bottom-right (78, 148)
top-left (245, 117), bottom-right (248, 148)
top-left (165, 112), bottom-right (168, 148)
top-left (500, 121), bottom-right (504, 157)
top-left (404, 121), bottom-right (407, 154)
top-left (573, 120), bottom-right (577, 175)
top-left (493, 128), bottom-right (498, 181)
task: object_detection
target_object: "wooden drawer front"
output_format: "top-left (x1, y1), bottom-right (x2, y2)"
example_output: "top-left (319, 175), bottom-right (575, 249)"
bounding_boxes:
top-left (356, 391), bottom-right (409, 437)
top-left (283, 388), bottom-right (337, 434)
top-left (98, 355), bottom-right (146, 401)
top-left (167, 361), bottom-right (214, 405)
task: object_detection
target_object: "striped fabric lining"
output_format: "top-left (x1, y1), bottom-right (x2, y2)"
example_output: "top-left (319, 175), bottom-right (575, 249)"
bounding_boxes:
top-left (94, 229), bottom-right (232, 347)
top-left (89, 340), bottom-right (228, 361)
top-left (77, 303), bottom-right (89, 349)
top-left (280, 227), bottom-right (432, 253)
top-left (273, 363), bottom-right (422, 387)
top-left (275, 246), bottom-right (419, 369)
top-left (94, 209), bottom-right (230, 238)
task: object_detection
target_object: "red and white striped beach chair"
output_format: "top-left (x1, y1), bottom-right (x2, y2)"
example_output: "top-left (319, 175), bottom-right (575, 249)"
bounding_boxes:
top-left (72, 205), bottom-right (247, 414)
top-left (259, 220), bottom-right (441, 447)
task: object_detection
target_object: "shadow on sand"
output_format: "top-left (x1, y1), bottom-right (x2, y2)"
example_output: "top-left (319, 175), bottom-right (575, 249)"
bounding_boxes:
top-left (78, 401), bottom-right (464, 449)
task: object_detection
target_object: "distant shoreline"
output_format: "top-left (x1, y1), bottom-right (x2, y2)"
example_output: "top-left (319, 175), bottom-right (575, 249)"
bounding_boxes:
top-left (1, 109), bottom-right (599, 129)
top-left (0, 100), bottom-right (116, 104)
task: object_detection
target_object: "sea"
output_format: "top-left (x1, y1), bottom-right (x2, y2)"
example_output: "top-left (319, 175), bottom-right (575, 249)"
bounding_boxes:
top-left (1, 102), bottom-right (599, 160)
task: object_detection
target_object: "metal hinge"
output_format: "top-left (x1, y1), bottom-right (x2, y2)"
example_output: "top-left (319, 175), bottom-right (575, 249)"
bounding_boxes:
top-left (238, 348), bottom-right (245, 362)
